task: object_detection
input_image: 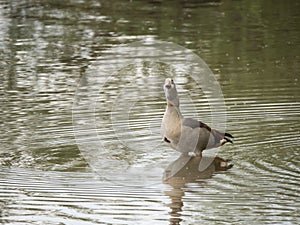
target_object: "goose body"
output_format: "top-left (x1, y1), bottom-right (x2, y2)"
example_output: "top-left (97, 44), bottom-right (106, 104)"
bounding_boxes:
top-left (161, 78), bottom-right (233, 156)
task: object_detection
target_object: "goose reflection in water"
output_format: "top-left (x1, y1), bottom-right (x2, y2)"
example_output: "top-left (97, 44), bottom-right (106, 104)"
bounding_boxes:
top-left (163, 155), bottom-right (233, 225)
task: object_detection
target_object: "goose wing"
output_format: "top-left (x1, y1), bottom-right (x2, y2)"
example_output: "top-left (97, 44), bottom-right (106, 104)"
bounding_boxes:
top-left (182, 118), bottom-right (233, 151)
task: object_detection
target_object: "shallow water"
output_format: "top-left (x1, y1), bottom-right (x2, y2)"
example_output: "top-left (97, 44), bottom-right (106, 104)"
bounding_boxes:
top-left (0, 0), bottom-right (300, 224)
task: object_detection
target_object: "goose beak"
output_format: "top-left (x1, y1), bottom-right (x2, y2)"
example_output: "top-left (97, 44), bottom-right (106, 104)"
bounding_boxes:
top-left (164, 78), bottom-right (172, 89)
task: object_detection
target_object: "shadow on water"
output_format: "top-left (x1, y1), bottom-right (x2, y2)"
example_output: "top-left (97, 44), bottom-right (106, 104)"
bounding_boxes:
top-left (163, 155), bottom-right (233, 225)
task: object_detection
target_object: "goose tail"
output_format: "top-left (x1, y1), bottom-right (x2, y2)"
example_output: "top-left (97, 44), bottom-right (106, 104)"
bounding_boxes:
top-left (220, 132), bottom-right (234, 145)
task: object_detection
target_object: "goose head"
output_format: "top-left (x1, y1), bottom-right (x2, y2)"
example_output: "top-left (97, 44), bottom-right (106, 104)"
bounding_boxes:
top-left (164, 78), bottom-right (179, 107)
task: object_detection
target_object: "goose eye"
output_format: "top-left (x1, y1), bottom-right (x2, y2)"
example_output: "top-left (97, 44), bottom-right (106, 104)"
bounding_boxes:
top-left (171, 79), bottom-right (174, 83)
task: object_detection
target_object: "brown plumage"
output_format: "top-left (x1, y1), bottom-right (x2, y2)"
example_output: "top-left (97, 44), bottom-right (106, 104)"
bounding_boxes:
top-left (161, 78), bottom-right (233, 156)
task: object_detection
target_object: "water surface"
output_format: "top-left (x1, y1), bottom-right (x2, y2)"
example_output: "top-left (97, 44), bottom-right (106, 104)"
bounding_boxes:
top-left (0, 0), bottom-right (299, 224)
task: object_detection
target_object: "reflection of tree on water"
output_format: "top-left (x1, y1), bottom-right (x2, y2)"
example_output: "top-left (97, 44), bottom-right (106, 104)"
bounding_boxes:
top-left (163, 155), bottom-right (233, 225)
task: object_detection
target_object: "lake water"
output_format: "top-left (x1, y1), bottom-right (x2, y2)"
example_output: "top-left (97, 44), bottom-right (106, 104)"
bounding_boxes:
top-left (0, 0), bottom-right (299, 224)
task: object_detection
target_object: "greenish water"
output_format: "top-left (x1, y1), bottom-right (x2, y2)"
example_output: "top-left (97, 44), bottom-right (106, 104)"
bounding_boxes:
top-left (0, 0), bottom-right (299, 224)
